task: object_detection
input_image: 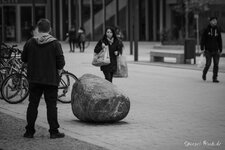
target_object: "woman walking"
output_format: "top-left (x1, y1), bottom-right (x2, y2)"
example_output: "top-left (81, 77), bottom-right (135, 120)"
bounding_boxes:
top-left (94, 26), bottom-right (123, 82)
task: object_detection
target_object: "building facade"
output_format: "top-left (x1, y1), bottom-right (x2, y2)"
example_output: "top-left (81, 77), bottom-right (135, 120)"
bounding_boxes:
top-left (1, 0), bottom-right (225, 43)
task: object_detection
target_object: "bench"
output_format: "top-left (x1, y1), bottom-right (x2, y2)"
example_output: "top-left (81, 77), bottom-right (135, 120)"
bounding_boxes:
top-left (150, 49), bottom-right (184, 64)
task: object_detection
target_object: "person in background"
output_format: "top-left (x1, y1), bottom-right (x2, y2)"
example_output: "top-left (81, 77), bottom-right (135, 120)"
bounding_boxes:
top-left (115, 26), bottom-right (124, 55)
top-left (22, 18), bottom-right (65, 139)
top-left (200, 17), bottom-right (222, 83)
top-left (77, 27), bottom-right (86, 52)
top-left (115, 26), bottom-right (124, 41)
top-left (94, 26), bottom-right (122, 82)
top-left (68, 25), bottom-right (77, 52)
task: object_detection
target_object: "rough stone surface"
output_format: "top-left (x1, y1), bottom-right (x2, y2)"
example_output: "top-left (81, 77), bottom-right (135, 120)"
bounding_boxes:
top-left (71, 74), bottom-right (130, 123)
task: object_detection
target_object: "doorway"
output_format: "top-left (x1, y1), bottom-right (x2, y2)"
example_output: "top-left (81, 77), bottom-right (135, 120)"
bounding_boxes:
top-left (3, 6), bottom-right (16, 42)
top-left (21, 6), bottom-right (32, 41)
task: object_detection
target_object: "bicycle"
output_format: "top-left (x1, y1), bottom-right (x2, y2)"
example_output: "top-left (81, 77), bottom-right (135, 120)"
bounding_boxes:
top-left (0, 66), bottom-right (78, 104)
top-left (0, 64), bottom-right (29, 104)
top-left (0, 43), bottom-right (23, 100)
top-left (0, 43), bottom-right (22, 67)
top-left (57, 69), bottom-right (78, 103)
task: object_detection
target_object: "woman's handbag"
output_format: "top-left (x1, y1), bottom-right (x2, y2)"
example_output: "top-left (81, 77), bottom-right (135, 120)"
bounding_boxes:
top-left (197, 53), bottom-right (205, 68)
top-left (113, 55), bottom-right (128, 78)
top-left (92, 45), bottom-right (110, 67)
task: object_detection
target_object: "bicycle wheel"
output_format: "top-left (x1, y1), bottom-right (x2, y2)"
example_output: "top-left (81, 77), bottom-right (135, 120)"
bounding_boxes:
top-left (58, 71), bottom-right (78, 103)
top-left (1, 73), bottom-right (29, 104)
top-left (0, 67), bottom-right (17, 99)
top-left (0, 67), bottom-right (10, 84)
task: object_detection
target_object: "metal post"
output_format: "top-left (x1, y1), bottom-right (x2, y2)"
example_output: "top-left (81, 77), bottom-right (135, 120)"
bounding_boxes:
top-left (145, 0), bottom-right (149, 41)
top-left (133, 0), bottom-right (139, 61)
top-left (90, 0), bottom-right (94, 40)
top-left (103, 0), bottom-right (106, 33)
top-left (116, 0), bottom-right (119, 26)
top-left (129, 0), bottom-right (133, 55)
top-left (32, 0), bottom-right (36, 26)
top-left (195, 13), bottom-right (200, 54)
top-left (185, 0), bottom-right (189, 39)
top-left (59, 0), bottom-right (63, 40)
top-left (68, 0), bottom-right (71, 29)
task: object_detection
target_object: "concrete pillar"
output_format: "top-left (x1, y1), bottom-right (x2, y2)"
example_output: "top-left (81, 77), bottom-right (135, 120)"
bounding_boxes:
top-left (78, 0), bottom-right (82, 27)
top-left (129, 0), bottom-right (134, 55)
top-left (68, 0), bottom-right (71, 29)
top-left (52, 0), bottom-right (56, 37)
top-left (126, 0), bottom-right (129, 41)
top-left (103, 0), bottom-right (106, 33)
top-left (159, 0), bottom-right (163, 37)
top-left (152, 0), bottom-right (156, 41)
top-left (145, 0), bottom-right (149, 41)
top-left (133, 0), bottom-right (139, 61)
top-left (32, 0), bottom-right (35, 26)
top-left (90, 0), bottom-right (94, 40)
top-left (115, 0), bottom-right (119, 26)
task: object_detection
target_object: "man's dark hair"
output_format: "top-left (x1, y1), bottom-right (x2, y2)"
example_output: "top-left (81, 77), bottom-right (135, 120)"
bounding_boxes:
top-left (37, 18), bottom-right (51, 33)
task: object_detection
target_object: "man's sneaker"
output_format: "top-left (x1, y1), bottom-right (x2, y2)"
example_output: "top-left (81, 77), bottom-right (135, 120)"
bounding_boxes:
top-left (213, 79), bottom-right (219, 83)
top-left (23, 132), bottom-right (34, 138)
top-left (202, 74), bottom-right (206, 81)
top-left (50, 132), bottom-right (65, 139)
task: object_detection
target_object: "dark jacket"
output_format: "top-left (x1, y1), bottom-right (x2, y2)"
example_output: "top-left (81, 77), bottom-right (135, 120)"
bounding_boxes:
top-left (200, 25), bottom-right (222, 53)
top-left (94, 38), bottom-right (122, 72)
top-left (68, 30), bottom-right (77, 41)
top-left (22, 34), bottom-right (65, 86)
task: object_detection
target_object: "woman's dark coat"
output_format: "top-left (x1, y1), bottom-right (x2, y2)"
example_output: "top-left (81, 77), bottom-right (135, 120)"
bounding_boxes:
top-left (94, 38), bottom-right (122, 72)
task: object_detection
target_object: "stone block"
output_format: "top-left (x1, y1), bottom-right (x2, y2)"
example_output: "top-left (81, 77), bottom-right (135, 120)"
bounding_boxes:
top-left (71, 74), bottom-right (130, 123)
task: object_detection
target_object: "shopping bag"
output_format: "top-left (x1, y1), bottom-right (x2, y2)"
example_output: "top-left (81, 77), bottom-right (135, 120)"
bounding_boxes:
top-left (113, 55), bottom-right (128, 78)
top-left (197, 53), bottom-right (206, 68)
top-left (92, 45), bottom-right (110, 67)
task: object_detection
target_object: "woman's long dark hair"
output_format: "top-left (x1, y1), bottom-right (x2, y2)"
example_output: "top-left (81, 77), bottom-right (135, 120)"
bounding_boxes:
top-left (102, 26), bottom-right (118, 41)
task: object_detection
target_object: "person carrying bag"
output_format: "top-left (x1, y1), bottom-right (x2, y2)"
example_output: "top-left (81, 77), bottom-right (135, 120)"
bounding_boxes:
top-left (93, 26), bottom-right (122, 83)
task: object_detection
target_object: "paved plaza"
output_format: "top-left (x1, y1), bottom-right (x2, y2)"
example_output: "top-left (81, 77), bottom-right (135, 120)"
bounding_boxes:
top-left (1, 41), bottom-right (225, 150)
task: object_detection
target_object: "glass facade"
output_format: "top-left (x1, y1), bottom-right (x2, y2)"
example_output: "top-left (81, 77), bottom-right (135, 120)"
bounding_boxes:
top-left (82, 0), bottom-right (91, 39)
top-left (70, 0), bottom-right (77, 28)
top-left (93, 0), bottom-right (103, 40)
top-left (21, 6), bottom-right (32, 41)
top-left (35, 6), bottom-right (46, 24)
top-left (1, 0), bottom-right (224, 43)
top-left (4, 6), bottom-right (16, 42)
top-left (0, 1), bottom-right (46, 42)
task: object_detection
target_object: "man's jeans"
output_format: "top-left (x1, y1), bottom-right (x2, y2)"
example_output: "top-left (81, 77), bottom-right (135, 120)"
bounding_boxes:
top-left (203, 52), bottom-right (220, 80)
top-left (25, 83), bottom-right (59, 134)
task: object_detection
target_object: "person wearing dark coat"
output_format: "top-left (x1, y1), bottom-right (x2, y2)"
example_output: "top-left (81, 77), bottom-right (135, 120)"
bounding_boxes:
top-left (21, 19), bottom-right (65, 139)
top-left (68, 26), bottom-right (77, 52)
top-left (200, 17), bottom-right (223, 83)
top-left (94, 26), bottom-right (123, 82)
